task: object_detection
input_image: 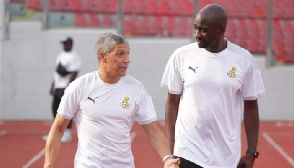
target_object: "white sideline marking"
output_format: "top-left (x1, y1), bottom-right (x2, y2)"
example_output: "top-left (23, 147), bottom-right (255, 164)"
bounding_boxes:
top-left (0, 130), bottom-right (6, 137)
top-left (7, 130), bottom-right (47, 135)
top-left (22, 149), bottom-right (45, 168)
top-left (263, 132), bottom-right (294, 166)
top-left (275, 122), bottom-right (294, 127)
top-left (131, 131), bottom-right (136, 142)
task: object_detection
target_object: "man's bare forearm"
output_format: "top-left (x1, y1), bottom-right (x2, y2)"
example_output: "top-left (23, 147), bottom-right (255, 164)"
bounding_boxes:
top-left (244, 100), bottom-right (259, 150)
top-left (144, 123), bottom-right (172, 159)
top-left (165, 93), bottom-right (180, 153)
top-left (44, 126), bottom-right (63, 167)
top-left (44, 115), bottom-right (70, 168)
top-left (69, 71), bottom-right (78, 83)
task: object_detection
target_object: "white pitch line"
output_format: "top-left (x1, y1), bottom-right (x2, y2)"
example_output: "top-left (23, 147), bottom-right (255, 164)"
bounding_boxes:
top-left (22, 149), bottom-right (45, 168)
top-left (275, 122), bottom-right (283, 127)
top-left (131, 131), bottom-right (136, 142)
top-left (0, 130), bottom-right (6, 137)
top-left (263, 132), bottom-right (294, 166)
top-left (275, 122), bottom-right (294, 127)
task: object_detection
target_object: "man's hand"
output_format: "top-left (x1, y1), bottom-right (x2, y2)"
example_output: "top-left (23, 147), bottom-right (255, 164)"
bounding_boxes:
top-left (164, 157), bottom-right (180, 168)
top-left (49, 87), bottom-right (54, 96)
top-left (237, 154), bottom-right (255, 168)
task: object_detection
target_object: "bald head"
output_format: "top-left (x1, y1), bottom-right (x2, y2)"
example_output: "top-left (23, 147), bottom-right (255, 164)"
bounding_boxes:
top-left (196, 4), bottom-right (227, 28)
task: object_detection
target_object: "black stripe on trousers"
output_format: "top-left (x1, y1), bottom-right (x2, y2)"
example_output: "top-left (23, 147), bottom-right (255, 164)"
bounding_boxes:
top-left (174, 156), bottom-right (203, 168)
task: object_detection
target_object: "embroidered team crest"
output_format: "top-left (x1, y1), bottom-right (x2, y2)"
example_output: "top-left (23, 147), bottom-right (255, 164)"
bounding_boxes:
top-left (121, 96), bottom-right (130, 109)
top-left (227, 67), bottom-right (237, 78)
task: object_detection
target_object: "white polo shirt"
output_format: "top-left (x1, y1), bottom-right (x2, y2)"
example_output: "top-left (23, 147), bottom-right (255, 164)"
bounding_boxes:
top-left (53, 50), bottom-right (81, 88)
top-left (58, 71), bottom-right (157, 168)
top-left (161, 41), bottom-right (265, 168)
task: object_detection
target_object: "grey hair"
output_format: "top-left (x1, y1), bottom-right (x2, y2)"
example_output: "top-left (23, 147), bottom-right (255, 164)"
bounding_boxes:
top-left (95, 32), bottom-right (128, 55)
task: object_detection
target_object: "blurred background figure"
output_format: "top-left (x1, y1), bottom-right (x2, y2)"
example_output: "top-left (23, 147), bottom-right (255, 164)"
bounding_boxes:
top-left (43, 37), bottom-right (81, 143)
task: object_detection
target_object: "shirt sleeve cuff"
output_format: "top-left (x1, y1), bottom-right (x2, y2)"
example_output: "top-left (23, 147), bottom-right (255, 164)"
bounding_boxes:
top-left (138, 117), bottom-right (157, 125)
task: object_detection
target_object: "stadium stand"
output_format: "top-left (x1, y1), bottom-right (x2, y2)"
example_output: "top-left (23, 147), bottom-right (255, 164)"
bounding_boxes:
top-left (10, 0), bottom-right (294, 63)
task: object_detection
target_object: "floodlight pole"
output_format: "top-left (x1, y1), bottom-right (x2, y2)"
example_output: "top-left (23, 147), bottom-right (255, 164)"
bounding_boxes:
top-left (266, 0), bottom-right (274, 67)
top-left (42, 0), bottom-right (49, 29)
top-left (117, 0), bottom-right (123, 35)
top-left (2, 0), bottom-right (10, 40)
top-left (191, 0), bottom-right (198, 42)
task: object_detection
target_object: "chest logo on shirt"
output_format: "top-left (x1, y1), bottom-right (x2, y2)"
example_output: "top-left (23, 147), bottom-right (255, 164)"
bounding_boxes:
top-left (87, 96), bottom-right (98, 104)
top-left (121, 96), bottom-right (130, 109)
top-left (188, 66), bottom-right (198, 73)
top-left (227, 67), bottom-right (237, 78)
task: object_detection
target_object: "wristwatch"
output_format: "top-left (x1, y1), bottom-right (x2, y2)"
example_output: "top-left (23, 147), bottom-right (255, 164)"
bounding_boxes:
top-left (246, 149), bottom-right (259, 158)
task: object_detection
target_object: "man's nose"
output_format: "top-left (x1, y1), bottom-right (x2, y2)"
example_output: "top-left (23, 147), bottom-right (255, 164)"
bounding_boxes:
top-left (124, 54), bottom-right (130, 63)
top-left (195, 30), bottom-right (201, 38)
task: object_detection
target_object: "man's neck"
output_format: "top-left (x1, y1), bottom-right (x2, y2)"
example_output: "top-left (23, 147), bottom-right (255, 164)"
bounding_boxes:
top-left (98, 70), bottom-right (120, 84)
top-left (206, 38), bottom-right (227, 53)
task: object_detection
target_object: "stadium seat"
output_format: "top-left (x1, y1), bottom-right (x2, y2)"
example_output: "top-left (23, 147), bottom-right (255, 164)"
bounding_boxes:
top-left (156, 0), bottom-right (169, 16)
top-left (149, 15), bottom-right (163, 36)
top-left (49, 0), bottom-right (65, 12)
top-left (144, 0), bottom-right (156, 15)
top-left (225, 19), bottom-right (236, 43)
top-left (123, 0), bottom-right (133, 14)
top-left (285, 0), bottom-right (294, 19)
top-left (131, 0), bottom-right (147, 15)
top-left (168, 1), bottom-right (181, 16)
top-left (101, 14), bottom-right (114, 27)
top-left (25, 0), bottom-right (42, 11)
top-left (273, 0), bottom-right (284, 19)
top-left (74, 13), bottom-right (87, 27)
top-left (132, 15), bottom-right (147, 36)
top-left (67, 0), bottom-right (80, 12)
top-left (76, 0), bottom-right (92, 13)
top-left (229, 0), bottom-right (250, 18)
top-left (171, 17), bottom-right (191, 37)
top-left (273, 0), bottom-right (294, 19)
top-left (104, 0), bottom-right (118, 14)
top-left (247, 19), bottom-right (260, 39)
top-left (88, 14), bottom-right (100, 27)
top-left (93, 0), bottom-right (108, 13)
top-left (235, 19), bottom-right (247, 48)
top-left (161, 16), bottom-right (176, 37)
top-left (50, 0), bottom-right (77, 12)
top-left (123, 17), bottom-right (136, 36)
top-left (179, 0), bottom-right (193, 16)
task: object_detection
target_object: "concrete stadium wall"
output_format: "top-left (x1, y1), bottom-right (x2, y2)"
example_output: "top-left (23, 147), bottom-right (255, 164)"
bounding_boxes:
top-left (0, 21), bottom-right (293, 121)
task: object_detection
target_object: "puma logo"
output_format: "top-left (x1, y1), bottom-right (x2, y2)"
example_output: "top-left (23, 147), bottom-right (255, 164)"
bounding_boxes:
top-left (87, 96), bottom-right (98, 104)
top-left (188, 66), bottom-right (198, 73)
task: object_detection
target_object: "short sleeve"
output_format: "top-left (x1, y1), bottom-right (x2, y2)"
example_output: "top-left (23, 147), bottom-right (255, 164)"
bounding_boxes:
top-left (135, 94), bottom-right (157, 125)
top-left (57, 83), bottom-right (81, 119)
top-left (160, 50), bottom-right (183, 94)
top-left (68, 53), bottom-right (81, 72)
top-left (242, 64), bottom-right (265, 100)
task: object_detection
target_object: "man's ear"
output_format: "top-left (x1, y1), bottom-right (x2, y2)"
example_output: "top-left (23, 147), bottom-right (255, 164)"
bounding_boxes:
top-left (219, 25), bottom-right (226, 33)
top-left (98, 52), bottom-right (106, 63)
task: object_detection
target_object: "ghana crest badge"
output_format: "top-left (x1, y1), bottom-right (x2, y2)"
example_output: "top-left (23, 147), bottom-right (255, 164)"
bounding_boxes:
top-left (121, 96), bottom-right (130, 109)
top-left (227, 67), bottom-right (237, 78)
